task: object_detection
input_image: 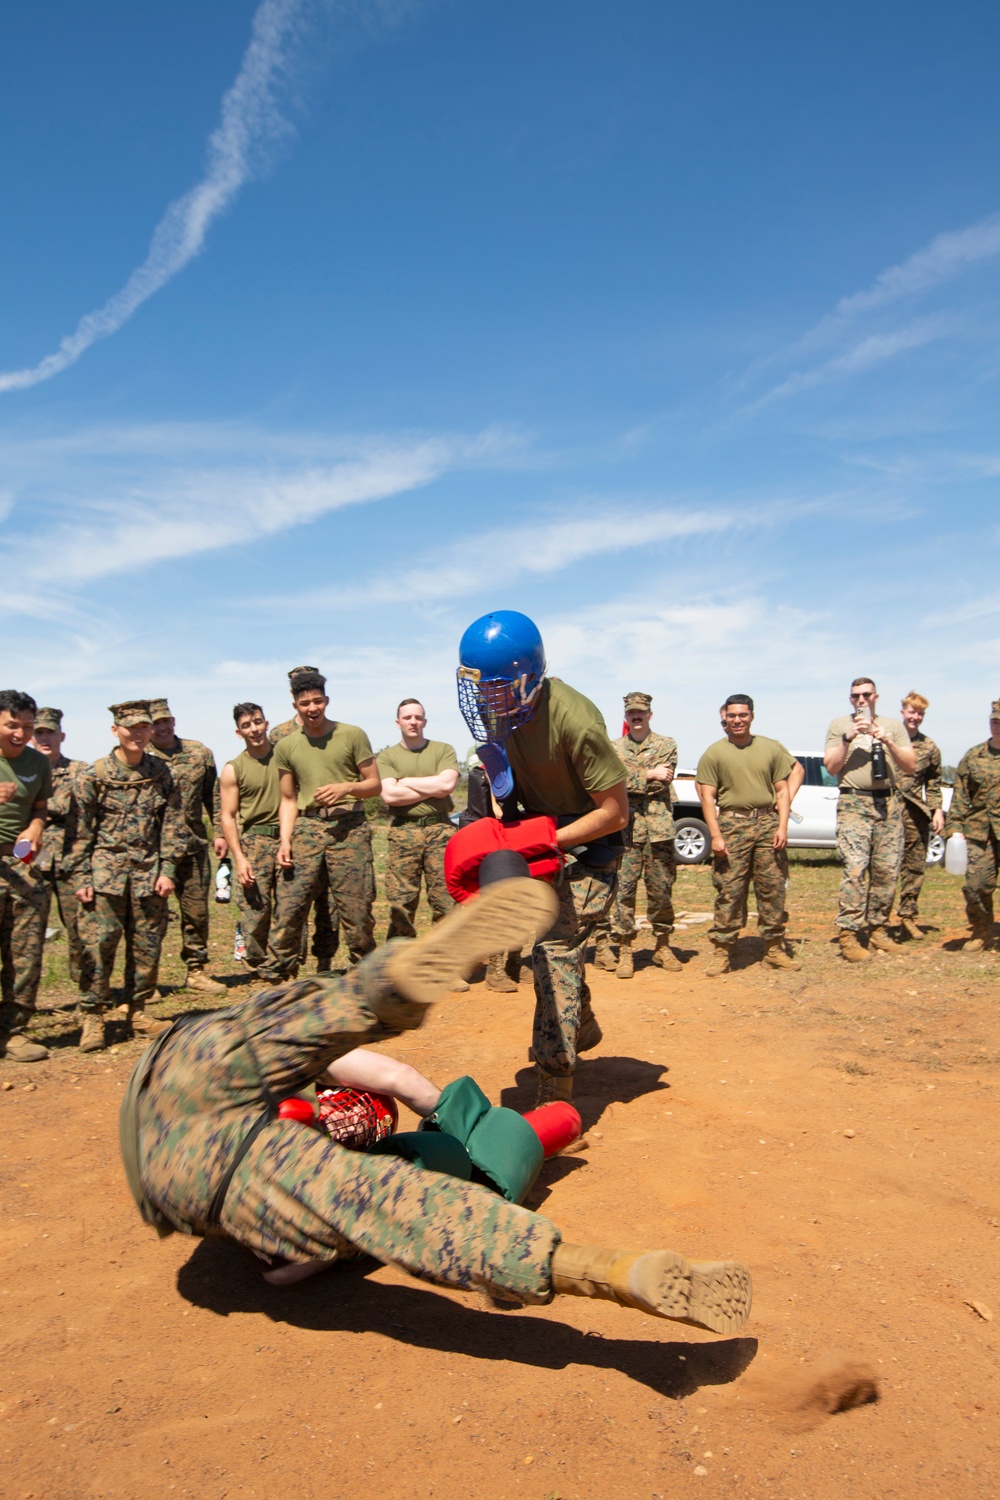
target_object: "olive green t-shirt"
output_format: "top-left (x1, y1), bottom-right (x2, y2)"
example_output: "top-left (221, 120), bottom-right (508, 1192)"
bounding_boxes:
top-left (695, 736), bottom-right (795, 811)
top-left (273, 723), bottom-right (375, 812)
top-left (229, 748), bottom-right (281, 830)
top-left (825, 714), bottom-right (909, 790)
top-left (377, 740), bottom-right (459, 820)
top-left (0, 746), bottom-right (53, 844)
top-left (505, 679), bottom-right (625, 818)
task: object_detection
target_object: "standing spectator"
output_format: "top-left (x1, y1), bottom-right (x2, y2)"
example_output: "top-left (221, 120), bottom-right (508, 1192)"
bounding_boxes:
top-left (218, 702), bottom-right (282, 979)
top-left (594, 691), bottom-right (680, 979)
top-left (0, 690), bottom-right (51, 1063)
top-left (147, 697), bottom-right (227, 994)
top-left (823, 677), bottom-right (915, 962)
top-left (269, 672), bottom-right (380, 973)
top-left (377, 699), bottom-right (460, 939)
top-left (894, 692), bottom-right (944, 940)
top-left (70, 702), bottom-right (187, 1052)
top-left (946, 699), bottom-right (1000, 953)
top-left (696, 694), bottom-right (800, 976)
top-left (31, 707), bottom-right (93, 997)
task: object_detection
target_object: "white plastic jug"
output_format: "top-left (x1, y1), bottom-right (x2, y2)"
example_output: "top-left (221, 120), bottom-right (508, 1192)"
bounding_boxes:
top-left (945, 832), bottom-right (968, 877)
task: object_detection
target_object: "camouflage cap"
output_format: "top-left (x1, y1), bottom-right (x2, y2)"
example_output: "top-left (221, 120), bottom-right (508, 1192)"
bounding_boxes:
top-left (623, 691), bottom-right (653, 711)
top-left (147, 697), bottom-right (172, 721)
top-left (288, 665), bottom-right (319, 682)
top-left (991, 699), bottom-right (1000, 720)
top-left (34, 707), bottom-right (63, 731)
top-left (109, 700), bottom-right (153, 727)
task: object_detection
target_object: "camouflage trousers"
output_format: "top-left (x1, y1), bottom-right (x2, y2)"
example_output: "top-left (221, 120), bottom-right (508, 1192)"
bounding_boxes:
top-left (41, 870), bottom-right (94, 991)
top-left (599, 838), bottom-right (675, 939)
top-left (135, 950), bottom-right (560, 1302)
top-left (531, 859), bottom-right (617, 1076)
top-left (303, 862), bottom-right (340, 967)
top-left (171, 846), bottom-right (212, 970)
top-left (962, 829), bottom-right (999, 934)
top-left (267, 812), bottom-right (375, 975)
top-left (835, 793), bottom-right (904, 932)
top-left (896, 803), bottom-right (932, 921)
top-left (81, 881), bottom-right (168, 1013)
top-left (709, 810), bottom-right (787, 948)
top-left (385, 821), bottom-right (454, 940)
top-left (0, 855), bottom-right (48, 1034)
top-left (234, 831), bottom-right (280, 971)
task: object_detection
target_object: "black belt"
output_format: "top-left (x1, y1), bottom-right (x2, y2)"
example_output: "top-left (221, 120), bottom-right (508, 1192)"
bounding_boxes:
top-left (391, 814), bottom-right (450, 828)
top-left (840, 787), bottom-right (895, 797)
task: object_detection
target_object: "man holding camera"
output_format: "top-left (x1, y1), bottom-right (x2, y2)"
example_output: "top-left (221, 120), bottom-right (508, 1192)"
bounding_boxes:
top-left (824, 677), bottom-right (915, 962)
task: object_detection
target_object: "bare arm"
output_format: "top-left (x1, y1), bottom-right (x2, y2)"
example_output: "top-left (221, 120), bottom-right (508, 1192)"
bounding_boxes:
top-left (277, 770), bottom-right (299, 868)
top-left (696, 781), bottom-right (726, 856)
top-left (556, 782), bottom-right (628, 850)
top-left (773, 777), bottom-right (790, 849)
top-left (23, 798), bottom-right (47, 855)
top-left (787, 759), bottom-right (805, 804)
top-left (323, 1048), bottom-right (442, 1118)
top-left (219, 763), bottom-right (253, 885)
top-left (313, 758), bottom-right (382, 808)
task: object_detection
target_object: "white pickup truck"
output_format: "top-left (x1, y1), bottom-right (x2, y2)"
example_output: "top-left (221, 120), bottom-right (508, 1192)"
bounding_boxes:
top-left (670, 753), bottom-right (951, 866)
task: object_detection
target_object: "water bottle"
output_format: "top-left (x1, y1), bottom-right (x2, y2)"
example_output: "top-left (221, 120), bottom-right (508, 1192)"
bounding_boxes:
top-left (945, 832), bottom-right (968, 877)
top-left (215, 859), bottom-right (232, 903)
top-left (233, 923), bottom-right (247, 961)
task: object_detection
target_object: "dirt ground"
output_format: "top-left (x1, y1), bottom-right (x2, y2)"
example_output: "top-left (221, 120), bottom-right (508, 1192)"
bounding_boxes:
top-left (2, 846), bottom-right (999, 1499)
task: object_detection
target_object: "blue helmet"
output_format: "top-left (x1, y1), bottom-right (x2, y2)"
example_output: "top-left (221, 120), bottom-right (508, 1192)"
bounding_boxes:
top-left (457, 610), bottom-right (547, 743)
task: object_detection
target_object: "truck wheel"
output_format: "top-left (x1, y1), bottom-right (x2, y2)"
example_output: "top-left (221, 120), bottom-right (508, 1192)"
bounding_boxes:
top-left (926, 832), bottom-right (946, 865)
top-left (674, 817), bottom-right (711, 865)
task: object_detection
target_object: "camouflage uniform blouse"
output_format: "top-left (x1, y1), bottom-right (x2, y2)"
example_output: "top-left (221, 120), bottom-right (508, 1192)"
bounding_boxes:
top-left (896, 732), bottom-right (942, 820)
top-left (148, 737), bottom-right (218, 853)
top-left (947, 742), bottom-right (1000, 843)
top-left (37, 755), bottom-right (88, 874)
top-left (614, 730), bottom-right (678, 843)
top-left (69, 753), bottom-right (188, 896)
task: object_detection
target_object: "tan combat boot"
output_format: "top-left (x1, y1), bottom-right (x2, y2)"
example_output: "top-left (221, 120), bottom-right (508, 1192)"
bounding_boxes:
top-left (900, 917), bottom-right (924, 941)
top-left (385, 877), bottom-right (558, 1017)
top-left (577, 997), bottom-right (603, 1053)
top-left (534, 1066), bottom-right (574, 1107)
top-left (868, 926), bottom-right (897, 954)
top-left (703, 945), bottom-right (731, 977)
top-left (839, 930), bottom-right (871, 962)
top-left (0, 1030), bottom-right (50, 1063)
top-left (762, 941), bottom-right (802, 971)
top-left (79, 1011), bottom-right (107, 1053)
top-left (593, 932), bottom-right (617, 972)
top-left (551, 1242), bottom-right (752, 1335)
top-left (616, 937), bottom-right (635, 980)
top-left (485, 952), bottom-right (518, 992)
top-left (186, 967), bottom-right (227, 995)
top-left (965, 923), bottom-right (993, 952)
top-left (652, 935), bottom-right (682, 971)
top-left (128, 1010), bottom-right (172, 1039)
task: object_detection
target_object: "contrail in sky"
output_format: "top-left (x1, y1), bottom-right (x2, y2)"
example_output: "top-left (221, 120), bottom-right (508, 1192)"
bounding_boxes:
top-left (0, 0), bottom-right (311, 393)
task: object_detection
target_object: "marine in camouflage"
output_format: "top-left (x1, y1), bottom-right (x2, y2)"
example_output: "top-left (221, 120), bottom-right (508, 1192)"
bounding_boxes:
top-left (69, 751), bottom-right (187, 1012)
top-left (834, 793), bottom-right (905, 932)
top-left (708, 809), bottom-right (788, 948)
top-left (233, 829), bottom-right (280, 973)
top-left (384, 822), bottom-right (455, 939)
top-left (267, 811), bottom-right (375, 975)
top-left (597, 727), bottom-right (676, 942)
top-left (35, 754), bottom-right (93, 988)
top-left (268, 720), bottom-right (340, 965)
top-left (0, 856), bottom-right (49, 1034)
top-left (894, 730), bottom-right (943, 922)
top-left (531, 861), bottom-right (616, 1075)
top-left (147, 735), bottom-right (218, 971)
top-left (946, 738), bottom-right (1000, 936)
top-left (134, 951), bottom-right (560, 1302)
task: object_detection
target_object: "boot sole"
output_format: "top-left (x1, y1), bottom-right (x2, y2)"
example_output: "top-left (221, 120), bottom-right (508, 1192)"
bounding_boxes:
top-left (389, 878), bottom-right (558, 1007)
top-left (635, 1251), bottom-right (752, 1335)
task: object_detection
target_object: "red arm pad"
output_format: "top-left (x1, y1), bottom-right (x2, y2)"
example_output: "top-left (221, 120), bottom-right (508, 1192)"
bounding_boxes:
top-left (445, 816), bottom-right (562, 902)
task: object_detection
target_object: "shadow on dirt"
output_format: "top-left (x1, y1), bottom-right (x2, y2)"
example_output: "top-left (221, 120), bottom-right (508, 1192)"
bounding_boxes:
top-left (177, 1238), bottom-right (758, 1401)
top-left (500, 1055), bottom-right (669, 1130)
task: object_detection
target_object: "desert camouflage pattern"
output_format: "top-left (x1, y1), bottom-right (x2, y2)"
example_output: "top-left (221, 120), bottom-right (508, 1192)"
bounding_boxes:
top-left (234, 830), bottom-right (280, 972)
top-left (835, 794), bottom-right (904, 932)
top-left (709, 810), bottom-right (788, 947)
top-left (385, 821), bottom-right (454, 939)
top-left (0, 856), bottom-right (49, 1034)
top-left (147, 737), bottom-right (218, 852)
top-left (615, 730), bottom-right (678, 842)
top-left (531, 860), bottom-right (616, 1075)
top-left (35, 756), bottom-right (92, 988)
top-left (896, 801), bottom-right (933, 921)
top-left (135, 953), bottom-right (559, 1302)
top-left (962, 831), bottom-right (999, 937)
top-left (69, 753), bottom-right (187, 896)
top-left (80, 886), bottom-right (168, 1012)
top-left (896, 732), bottom-right (942, 817)
top-left (947, 741), bottom-right (1000, 844)
top-left (268, 811), bottom-right (375, 974)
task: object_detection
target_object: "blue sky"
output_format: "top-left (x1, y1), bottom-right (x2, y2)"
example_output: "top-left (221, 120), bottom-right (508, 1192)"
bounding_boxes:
top-left (2, 0), bottom-right (998, 768)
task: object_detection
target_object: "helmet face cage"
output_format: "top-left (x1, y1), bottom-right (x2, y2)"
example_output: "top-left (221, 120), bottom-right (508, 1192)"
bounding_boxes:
top-left (457, 666), bottom-right (543, 744)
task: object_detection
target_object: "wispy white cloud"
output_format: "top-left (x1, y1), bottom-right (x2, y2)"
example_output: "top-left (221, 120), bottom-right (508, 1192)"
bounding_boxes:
top-left (753, 316), bottom-right (951, 409)
top-left (832, 213), bottom-right (1000, 323)
top-left (0, 0), bottom-right (309, 393)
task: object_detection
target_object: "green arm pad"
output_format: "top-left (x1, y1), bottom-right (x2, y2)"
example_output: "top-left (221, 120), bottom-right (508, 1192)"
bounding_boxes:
top-left (369, 1129), bottom-right (473, 1180)
top-left (418, 1075), bottom-right (545, 1204)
